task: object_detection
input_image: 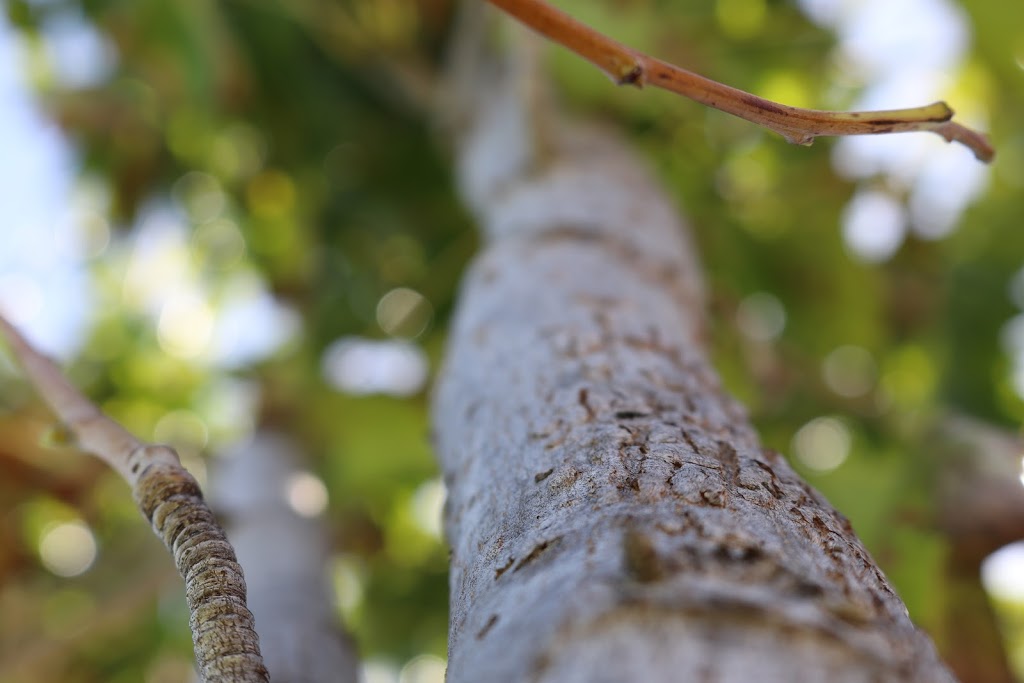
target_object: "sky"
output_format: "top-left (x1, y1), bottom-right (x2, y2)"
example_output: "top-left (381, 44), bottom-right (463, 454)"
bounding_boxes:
top-left (0, 14), bottom-right (93, 358)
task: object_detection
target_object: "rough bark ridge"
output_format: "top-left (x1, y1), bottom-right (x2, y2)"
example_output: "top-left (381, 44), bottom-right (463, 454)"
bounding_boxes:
top-left (432, 47), bottom-right (957, 683)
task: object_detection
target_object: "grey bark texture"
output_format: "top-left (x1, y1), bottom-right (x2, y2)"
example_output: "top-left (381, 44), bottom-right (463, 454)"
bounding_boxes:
top-left (432, 33), bottom-right (957, 682)
top-left (211, 432), bottom-right (359, 683)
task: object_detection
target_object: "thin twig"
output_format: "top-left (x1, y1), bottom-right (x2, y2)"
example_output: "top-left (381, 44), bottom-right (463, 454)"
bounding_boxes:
top-left (0, 314), bottom-right (269, 683)
top-left (488, 0), bottom-right (994, 162)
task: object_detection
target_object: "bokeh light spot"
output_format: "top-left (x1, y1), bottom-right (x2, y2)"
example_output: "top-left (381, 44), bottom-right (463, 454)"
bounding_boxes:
top-left (172, 171), bottom-right (226, 224)
top-left (332, 556), bottom-right (366, 618)
top-left (376, 287), bottom-right (433, 338)
top-left (38, 520), bottom-right (97, 577)
top-left (982, 542), bottom-right (1024, 602)
top-left (78, 210), bottom-right (111, 259)
top-left (154, 409), bottom-right (210, 450)
top-left (793, 417), bottom-right (851, 472)
top-left (411, 478), bottom-right (446, 540)
top-left (736, 292), bottom-right (786, 342)
top-left (210, 123), bottom-right (265, 181)
top-left (191, 219), bottom-right (246, 270)
top-left (822, 345), bottom-right (877, 398)
top-left (322, 337), bottom-right (428, 397)
top-left (758, 71), bottom-right (813, 109)
top-left (881, 346), bottom-right (936, 407)
top-left (247, 170), bottom-right (295, 218)
top-left (399, 654), bottom-right (446, 683)
top-left (285, 471), bottom-right (329, 518)
top-left (842, 189), bottom-right (906, 263)
top-left (716, 0), bottom-right (766, 40)
top-left (361, 660), bottom-right (400, 683)
top-left (716, 153), bottom-right (771, 203)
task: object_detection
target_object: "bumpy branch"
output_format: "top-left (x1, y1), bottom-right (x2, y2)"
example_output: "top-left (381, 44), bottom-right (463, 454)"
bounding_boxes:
top-left (0, 315), bottom-right (269, 683)
top-left (488, 0), bottom-right (995, 162)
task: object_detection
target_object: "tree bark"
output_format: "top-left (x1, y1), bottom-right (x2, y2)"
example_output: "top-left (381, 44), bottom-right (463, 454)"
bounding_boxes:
top-left (432, 32), bottom-right (957, 682)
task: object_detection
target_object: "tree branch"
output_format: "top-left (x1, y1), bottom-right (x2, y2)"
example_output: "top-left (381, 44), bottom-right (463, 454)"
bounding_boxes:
top-left (488, 0), bottom-right (995, 163)
top-left (0, 314), bottom-right (269, 683)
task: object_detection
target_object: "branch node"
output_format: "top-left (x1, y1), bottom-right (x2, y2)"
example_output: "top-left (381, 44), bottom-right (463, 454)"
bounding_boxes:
top-left (616, 64), bottom-right (644, 88)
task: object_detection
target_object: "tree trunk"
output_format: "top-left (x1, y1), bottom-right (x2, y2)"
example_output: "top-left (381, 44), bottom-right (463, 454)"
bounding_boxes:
top-left (432, 39), bottom-right (957, 682)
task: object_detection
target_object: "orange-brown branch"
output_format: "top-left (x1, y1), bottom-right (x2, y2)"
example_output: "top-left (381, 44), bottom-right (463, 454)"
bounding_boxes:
top-left (488, 0), bottom-right (994, 162)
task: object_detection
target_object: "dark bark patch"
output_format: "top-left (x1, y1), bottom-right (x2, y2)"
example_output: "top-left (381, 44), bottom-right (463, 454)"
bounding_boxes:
top-left (742, 93), bottom-right (786, 116)
top-left (494, 556), bottom-right (514, 580)
top-left (700, 487), bottom-right (727, 507)
top-left (578, 387), bottom-right (596, 420)
top-left (680, 429), bottom-right (701, 455)
top-left (794, 579), bottom-right (824, 597)
top-left (759, 447), bottom-right (785, 466)
top-left (829, 596), bottom-right (877, 624)
top-left (753, 460), bottom-right (786, 499)
top-left (712, 540), bottom-right (764, 564)
top-left (513, 537), bottom-right (561, 573)
top-left (614, 410), bottom-right (649, 420)
top-left (716, 440), bottom-right (741, 488)
top-left (617, 64), bottom-right (644, 86)
top-left (547, 467), bottom-right (580, 490)
top-left (623, 528), bottom-right (664, 582)
top-left (476, 614), bottom-right (499, 639)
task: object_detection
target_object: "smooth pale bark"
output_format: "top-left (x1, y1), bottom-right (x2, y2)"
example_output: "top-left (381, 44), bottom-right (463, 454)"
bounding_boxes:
top-left (212, 432), bottom-right (358, 683)
top-left (432, 50), bottom-right (957, 682)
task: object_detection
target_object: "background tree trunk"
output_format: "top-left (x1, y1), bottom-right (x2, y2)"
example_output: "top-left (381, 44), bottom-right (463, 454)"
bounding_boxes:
top-left (212, 432), bottom-right (359, 683)
top-left (432, 28), bottom-right (957, 682)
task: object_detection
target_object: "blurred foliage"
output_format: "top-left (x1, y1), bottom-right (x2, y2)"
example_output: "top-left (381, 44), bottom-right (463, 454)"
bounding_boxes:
top-left (1, 0), bottom-right (1023, 681)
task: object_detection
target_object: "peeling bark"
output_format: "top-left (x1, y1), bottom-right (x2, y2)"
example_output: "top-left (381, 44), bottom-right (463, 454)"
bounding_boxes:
top-left (432, 46), bottom-right (957, 681)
